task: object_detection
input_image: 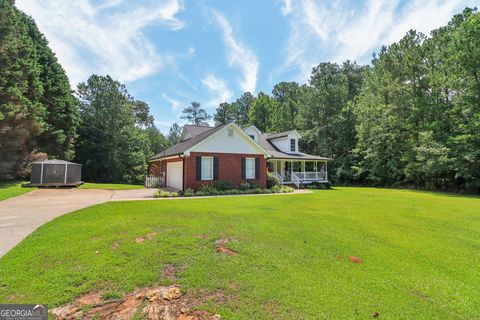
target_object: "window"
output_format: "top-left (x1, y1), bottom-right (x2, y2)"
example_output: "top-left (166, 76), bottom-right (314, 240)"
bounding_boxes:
top-left (290, 139), bottom-right (296, 152)
top-left (228, 128), bottom-right (234, 137)
top-left (201, 157), bottom-right (213, 180)
top-left (249, 135), bottom-right (255, 140)
top-left (245, 158), bottom-right (255, 179)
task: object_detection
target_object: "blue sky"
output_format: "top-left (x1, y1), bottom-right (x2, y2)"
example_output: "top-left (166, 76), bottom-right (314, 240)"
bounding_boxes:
top-left (17, 0), bottom-right (476, 133)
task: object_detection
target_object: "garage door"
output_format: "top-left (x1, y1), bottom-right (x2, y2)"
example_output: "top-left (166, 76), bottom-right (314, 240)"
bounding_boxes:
top-left (166, 161), bottom-right (183, 190)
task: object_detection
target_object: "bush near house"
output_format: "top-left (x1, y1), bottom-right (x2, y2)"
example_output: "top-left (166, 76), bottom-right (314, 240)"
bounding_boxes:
top-left (153, 182), bottom-right (294, 198)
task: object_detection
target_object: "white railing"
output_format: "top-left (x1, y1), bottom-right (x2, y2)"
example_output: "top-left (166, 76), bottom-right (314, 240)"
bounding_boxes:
top-left (291, 172), bottom-right (301, 188)
top-left (272, 171), bottom-right (284, 185)
top-left (293, 171), bottom-right (327, 181)
top-left (145, 174), bottom-right (165, 188)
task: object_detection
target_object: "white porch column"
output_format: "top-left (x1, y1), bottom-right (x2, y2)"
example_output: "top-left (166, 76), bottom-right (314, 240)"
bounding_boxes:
top-left (325, 161), bottom-right (328, 181)
top-left (315, 161), bottom-right (318, 180)
top-left (302, 161), bottom-right (306, 180)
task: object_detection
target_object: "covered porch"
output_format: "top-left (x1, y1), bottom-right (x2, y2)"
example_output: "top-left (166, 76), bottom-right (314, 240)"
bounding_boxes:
top-left (267, 159), bottom-right (328, 187)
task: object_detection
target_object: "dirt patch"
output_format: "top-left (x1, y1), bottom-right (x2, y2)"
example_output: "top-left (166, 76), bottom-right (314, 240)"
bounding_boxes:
top-left (112, 241), bottom-right (120, 250)
top-left (147, 232), bottom-right (157, 239)
top-left (348, 256), bottom-right (363, 263)
top-left (51, 285), bottom-right (225, 320)
top-left (215, 246), bottom-right (237, 256)
top-left (214, 236), bottom-right (237, 256)
top-left (372, 311), bottom-right (380, 317)
top-left (76, 291), bottom-right (103, 305)
top-left (161, 265), bottom-right (178, 282)
top-left (136, 232), bottom-right (157, 244)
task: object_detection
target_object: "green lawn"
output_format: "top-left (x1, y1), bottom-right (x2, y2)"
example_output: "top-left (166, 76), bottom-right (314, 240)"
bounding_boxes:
top-left (0, 188), bottom-right (479, 319)
top-left (0, 181), bottom-right (31, 201)
top-left (79, 182), bottom-right (144, 190)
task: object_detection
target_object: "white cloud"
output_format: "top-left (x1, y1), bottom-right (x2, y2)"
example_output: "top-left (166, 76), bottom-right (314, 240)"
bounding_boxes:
top-left (280, 0), bottom-right (293, 15)
top-left (212, 11), bottom-right (259, 93)
top-left (278, 0), bottom-right (475, 81)
top-left (202, 74), bottom-right (233, 107)
top-left (162, 93), bottom-right (182, 111)
top-left (16, 0), bottom-right (185, 86)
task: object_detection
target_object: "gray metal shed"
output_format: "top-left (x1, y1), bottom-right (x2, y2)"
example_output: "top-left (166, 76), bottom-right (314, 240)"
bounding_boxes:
top-left (29, 159), bottom-right (83, 187)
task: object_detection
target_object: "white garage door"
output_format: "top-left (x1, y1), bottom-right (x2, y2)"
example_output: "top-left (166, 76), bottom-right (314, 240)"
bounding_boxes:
top-left (166, 161), bottom-right (183, 190)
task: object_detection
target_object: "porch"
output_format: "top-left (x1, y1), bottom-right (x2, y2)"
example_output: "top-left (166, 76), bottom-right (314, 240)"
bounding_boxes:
top-left (267, 159), bottom-right (328, 188)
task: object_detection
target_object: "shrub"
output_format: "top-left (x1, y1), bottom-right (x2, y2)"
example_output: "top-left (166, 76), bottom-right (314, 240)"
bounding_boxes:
top-left (249, 181), bottom-right (260, 189)
top-left (239, 182), bottom-right (250, 190)
top-left (271, 185), bottom-right (294, 193)
top-left (154, 190), bottom-right (179, 198)
top-left (213, 180), bottom-right (233, 191)
top-left (306, 182), bottom-right (332, 189)
top-left (199, 184), bottom-right (217, 193)
top-left (183, 188), bottom-right (195, 197)
top-left (267, 173), bottom-right (281, 188)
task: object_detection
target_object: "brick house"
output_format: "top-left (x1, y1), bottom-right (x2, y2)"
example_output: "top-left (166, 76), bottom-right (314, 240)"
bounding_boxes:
top-left (148, 122), bottom-right (330, 190)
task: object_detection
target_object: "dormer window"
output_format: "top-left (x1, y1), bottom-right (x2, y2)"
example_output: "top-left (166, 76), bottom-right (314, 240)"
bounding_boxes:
top-left (249, 135), bottom-right (255, 140)
top-left (290, 139), bottom-right (296, 152)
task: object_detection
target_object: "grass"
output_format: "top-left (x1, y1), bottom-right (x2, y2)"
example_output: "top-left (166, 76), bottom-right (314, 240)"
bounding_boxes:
top-left (0, 181), bottom-right (32, 201)
top-left (0, 187), bottom-right (479, 319)
top-left (79, 182), bottom-right (144, 190)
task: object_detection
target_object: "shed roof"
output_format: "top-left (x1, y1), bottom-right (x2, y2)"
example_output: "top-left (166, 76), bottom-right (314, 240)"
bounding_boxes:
top-left (32, 159), bottom-right (80, 165)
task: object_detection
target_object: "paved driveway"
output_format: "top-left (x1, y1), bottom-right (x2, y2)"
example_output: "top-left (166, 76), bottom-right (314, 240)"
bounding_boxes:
top-left (0, 188), bottom-right (155, 257)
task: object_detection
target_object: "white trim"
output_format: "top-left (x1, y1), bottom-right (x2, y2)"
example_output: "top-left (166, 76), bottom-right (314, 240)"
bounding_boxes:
top-left (148, 155), bottom-right (182, 162)
top-left (64, 164), bottom-right (68, 184)
top-left (184, 122), bottom-right (271, 158)
top-left (201, 156), bottom-right (214, 181)
top-left (245, 157), bottom-right (255, 179)
top-left (244, 125), bottom-right (262, 135)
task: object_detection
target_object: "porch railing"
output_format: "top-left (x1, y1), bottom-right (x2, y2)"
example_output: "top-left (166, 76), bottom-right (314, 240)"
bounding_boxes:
top-left (291, 172), bottom-right (301, 188)
top-left (145, 174), bottom-right (165, 188)
top-left (293, 171), bottom-right (327, 181)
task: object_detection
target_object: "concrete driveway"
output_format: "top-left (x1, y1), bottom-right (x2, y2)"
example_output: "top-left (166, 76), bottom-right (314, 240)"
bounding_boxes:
top-left (0, 188), bottom-right (155, 257)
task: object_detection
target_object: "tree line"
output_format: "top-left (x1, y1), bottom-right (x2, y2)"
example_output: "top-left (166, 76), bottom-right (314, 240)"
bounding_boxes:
top-left (1, 0), bottom-right (478, 192)
top-left (181, 8), bottom-right (477, 192)
top-left (0, 0), bottom-right (167, 184)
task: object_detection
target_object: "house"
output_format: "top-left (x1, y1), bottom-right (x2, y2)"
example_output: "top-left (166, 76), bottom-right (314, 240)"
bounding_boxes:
top-left (148, 122), bottom-right (331, 190)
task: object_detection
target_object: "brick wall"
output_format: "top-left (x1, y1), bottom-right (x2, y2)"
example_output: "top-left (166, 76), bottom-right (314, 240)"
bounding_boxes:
top-left (184, 152), bottom-right (266, 190)
top-left (148, 157), bottom-right (183, 185)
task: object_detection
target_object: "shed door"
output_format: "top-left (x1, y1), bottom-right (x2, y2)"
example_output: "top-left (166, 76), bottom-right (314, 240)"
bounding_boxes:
top-left (166, 161), bottom-right (183, 190)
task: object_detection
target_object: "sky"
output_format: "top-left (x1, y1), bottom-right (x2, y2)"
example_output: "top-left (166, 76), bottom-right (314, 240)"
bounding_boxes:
top-left (17, 0), bottom-right (476, 133)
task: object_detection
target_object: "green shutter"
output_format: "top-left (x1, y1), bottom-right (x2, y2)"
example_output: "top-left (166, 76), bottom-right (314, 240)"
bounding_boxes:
top-left (255, 158), bottom-right (260, 179)
top-left (241, 158), bottom-right (246, 179)
top-left (196, 157), bottom-right (201, 180)
top-left (213, 157), bottom-right (219, 180)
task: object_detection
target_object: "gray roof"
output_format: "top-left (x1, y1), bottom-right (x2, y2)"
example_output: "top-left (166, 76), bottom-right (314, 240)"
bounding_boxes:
top-left (258, 134), bottom-right (331, 161)
top-left (265, 130), bottom-right (295, 140)
top-left (182, 125), bottom-right (212, 140)
top-left (150, 125), bottom-right (226, 160)
top-left (32, 159), bottom-right (80, 165)
top-left (150, 124), bottom-right (331, 161)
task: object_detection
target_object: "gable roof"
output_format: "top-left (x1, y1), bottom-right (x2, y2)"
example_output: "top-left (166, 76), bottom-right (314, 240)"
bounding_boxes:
top-left (180, 125), bottom-right (212, 141)
top-left (265, 130), bottom-right (295, 140)
top-left (258, 133), bottom-right (331, 161)
top-left (149, 123), bottom-right (271, 161)
top-left (150, 125), bottom-right (225, 160)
